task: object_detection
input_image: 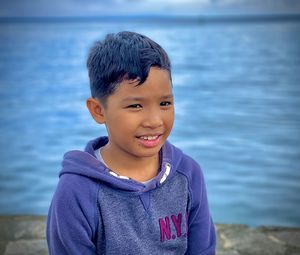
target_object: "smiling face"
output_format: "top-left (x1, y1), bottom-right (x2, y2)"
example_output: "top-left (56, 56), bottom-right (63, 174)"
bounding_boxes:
top-left (87, 67), bottom-right (174, 163)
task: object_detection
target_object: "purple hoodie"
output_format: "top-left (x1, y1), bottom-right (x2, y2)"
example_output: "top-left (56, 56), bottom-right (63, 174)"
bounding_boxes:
top-left (46, 137), bottom-right (216, 254)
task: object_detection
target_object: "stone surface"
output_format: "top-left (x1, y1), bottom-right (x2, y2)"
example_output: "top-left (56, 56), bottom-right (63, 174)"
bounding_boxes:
top-left (0, 215), bottom-right (300, 255)
top-left (258, 226), bottom-right (300, 249)
top-left (5, 240), bottom-right (48, 255)
top-left (0, 216), bottom-right (47, 255)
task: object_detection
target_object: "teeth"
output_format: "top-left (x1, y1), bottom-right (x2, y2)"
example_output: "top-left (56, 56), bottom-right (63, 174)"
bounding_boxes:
top-left (140, 135), bottom-right (158, 140)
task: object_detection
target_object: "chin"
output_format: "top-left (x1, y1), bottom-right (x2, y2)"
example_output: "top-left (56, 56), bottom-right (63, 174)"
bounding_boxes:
top-left (134, 147), bottom-right (162, 158)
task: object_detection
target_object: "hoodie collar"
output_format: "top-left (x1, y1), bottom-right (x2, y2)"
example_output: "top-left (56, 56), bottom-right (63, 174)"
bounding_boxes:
top-left (60, 136), bottom-right (182, 193)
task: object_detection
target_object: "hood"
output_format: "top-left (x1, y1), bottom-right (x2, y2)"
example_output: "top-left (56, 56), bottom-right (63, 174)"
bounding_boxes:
top-left (59, 136), bottom-right (184, 193)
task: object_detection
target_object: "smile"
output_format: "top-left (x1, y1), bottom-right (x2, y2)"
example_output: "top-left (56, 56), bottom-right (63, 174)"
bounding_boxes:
top-left (139, 135), bottom-right (159, 141)
top-left (137, 135), bottom-right (162, 148)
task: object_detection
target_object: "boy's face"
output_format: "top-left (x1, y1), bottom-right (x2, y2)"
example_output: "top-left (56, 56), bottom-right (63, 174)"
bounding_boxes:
top-left (89, 67), bottom-right (174, 161)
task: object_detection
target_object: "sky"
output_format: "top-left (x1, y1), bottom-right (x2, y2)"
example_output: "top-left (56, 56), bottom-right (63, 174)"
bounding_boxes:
top-left (0, 0), bottom-right (300, 17)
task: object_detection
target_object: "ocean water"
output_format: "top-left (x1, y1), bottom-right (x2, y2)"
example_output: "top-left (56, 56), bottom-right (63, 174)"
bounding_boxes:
top-left (0, 19), bottom-right (299, 227)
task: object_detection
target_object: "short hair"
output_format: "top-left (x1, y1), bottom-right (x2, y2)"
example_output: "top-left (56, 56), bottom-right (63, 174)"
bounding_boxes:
top-left (87, 31), bottom-right (171, 103)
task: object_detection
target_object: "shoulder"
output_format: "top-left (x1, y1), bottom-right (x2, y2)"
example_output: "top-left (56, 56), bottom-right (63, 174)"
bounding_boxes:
top-left (176, 153), bottom-right (205, 191)
top-left (164, 141), bottom-right (207, 207)
top-left (168, 144), bottom-right (206, 208)
top-left (166, 141), bottom-right (205, 185)
top-left (56, 172), bottom-right (99, 205)
top-left (58, 170), bottom-right (98, 189)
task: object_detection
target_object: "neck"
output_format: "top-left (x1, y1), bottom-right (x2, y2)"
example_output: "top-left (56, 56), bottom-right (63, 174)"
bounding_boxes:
top-left (100, 144), bottom-right (160, 182)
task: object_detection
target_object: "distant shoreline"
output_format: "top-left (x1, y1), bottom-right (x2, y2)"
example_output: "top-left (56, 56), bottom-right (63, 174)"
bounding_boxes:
top-left (1, 13), bottom-right (300, 24)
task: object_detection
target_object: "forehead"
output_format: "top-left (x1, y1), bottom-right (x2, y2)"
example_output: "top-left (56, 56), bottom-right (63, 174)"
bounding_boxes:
top-left (110, 68), bottom-right (172, 100)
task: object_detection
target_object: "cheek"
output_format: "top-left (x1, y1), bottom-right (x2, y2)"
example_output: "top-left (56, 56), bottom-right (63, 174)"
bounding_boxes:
top-left (165, 110), bottom-right (175, 128)
top-left (109, 113), bottom-right (140, 131)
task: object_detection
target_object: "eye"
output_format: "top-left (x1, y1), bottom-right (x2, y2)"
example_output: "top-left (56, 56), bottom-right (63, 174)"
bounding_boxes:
top-left (160, 101), bottom-right (172, 107)
top-left (127, 104), bottom-right (142, 109)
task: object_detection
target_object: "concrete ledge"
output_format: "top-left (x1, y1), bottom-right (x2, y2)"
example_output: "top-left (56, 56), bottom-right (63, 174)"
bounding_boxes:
top-left (0, 216), bottom-right (47, 255)
top-left (0, 215), bottom-right (299, 255)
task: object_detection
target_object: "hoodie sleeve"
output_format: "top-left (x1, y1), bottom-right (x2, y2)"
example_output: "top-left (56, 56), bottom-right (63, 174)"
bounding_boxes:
top-left (46, 174), bottom-right (99, 254)
top-left (178, 156), bottom-right (216, 255)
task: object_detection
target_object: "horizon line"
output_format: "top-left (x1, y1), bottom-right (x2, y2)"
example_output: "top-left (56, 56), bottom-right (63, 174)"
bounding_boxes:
top-left (1, 13), bottom-right (300, 24)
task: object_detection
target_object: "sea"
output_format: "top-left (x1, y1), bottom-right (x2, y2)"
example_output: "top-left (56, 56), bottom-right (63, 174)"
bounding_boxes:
top-left (0, 17), bottom-right (299, 227)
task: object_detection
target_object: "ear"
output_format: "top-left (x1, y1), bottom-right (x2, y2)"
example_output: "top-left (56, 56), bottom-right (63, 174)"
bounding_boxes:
top-left (86, 97), bottom-right (106, 124)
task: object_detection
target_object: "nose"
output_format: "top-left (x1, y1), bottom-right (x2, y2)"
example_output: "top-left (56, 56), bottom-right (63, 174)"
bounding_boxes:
top-left (142, 108), bottom-right (163, 129)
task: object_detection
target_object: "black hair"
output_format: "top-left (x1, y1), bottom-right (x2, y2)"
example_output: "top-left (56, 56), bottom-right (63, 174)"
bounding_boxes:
top-left (87, 31), bottom-right (171, 103)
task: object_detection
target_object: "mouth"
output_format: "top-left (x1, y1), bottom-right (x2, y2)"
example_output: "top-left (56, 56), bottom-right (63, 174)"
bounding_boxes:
top-left (139, 135), bottom-right (160, 141)
top-left (137, 134), bottom-right (162, 148)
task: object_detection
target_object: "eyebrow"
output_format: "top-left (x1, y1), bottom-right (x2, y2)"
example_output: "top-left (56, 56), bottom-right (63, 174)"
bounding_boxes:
top-left (122, 94), bottom-right (174, 102)
top-left (161, 94), bottom-right (174, 99)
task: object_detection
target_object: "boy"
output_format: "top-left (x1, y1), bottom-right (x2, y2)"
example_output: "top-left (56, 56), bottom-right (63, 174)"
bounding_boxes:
top-left (47, 31), bottom-right (216, 254)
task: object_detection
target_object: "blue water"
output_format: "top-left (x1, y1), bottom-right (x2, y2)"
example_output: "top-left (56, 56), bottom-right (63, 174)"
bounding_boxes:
top-left (0, 19), bottom-right (300, 227)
